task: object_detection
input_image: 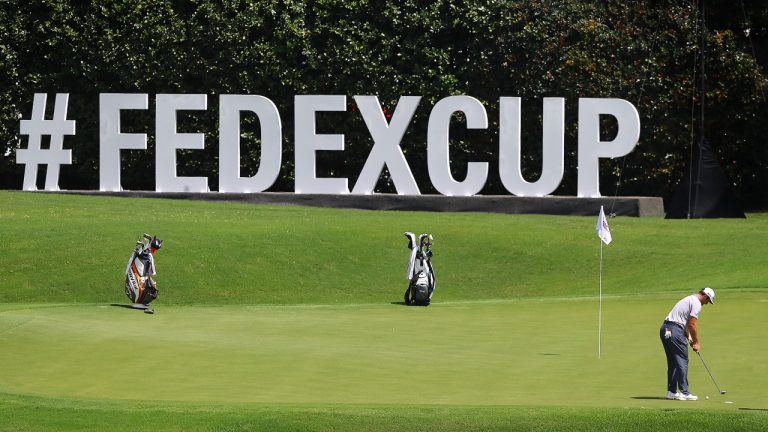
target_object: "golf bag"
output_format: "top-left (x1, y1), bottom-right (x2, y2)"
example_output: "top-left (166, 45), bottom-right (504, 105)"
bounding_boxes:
top-left (403, 232), bottom-right (436, 306)
top-left (125, 233), bottom-right (163, 307)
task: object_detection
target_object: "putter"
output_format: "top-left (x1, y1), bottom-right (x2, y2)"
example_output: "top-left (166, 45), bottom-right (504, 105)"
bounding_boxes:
top-left (695, 351), bottom-right (727, 395)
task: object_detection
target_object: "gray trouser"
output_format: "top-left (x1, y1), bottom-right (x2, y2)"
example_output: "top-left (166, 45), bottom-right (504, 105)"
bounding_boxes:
top-left (660, 321), bottom-right (689, 394)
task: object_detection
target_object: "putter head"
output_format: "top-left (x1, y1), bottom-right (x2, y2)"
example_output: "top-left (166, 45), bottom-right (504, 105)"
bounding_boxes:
top-left (720, 390), bottom-right (727, 395)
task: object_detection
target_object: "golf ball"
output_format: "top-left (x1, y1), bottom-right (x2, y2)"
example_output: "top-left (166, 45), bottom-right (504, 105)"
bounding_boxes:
top-left (705, 396), bottom-right (709, 400)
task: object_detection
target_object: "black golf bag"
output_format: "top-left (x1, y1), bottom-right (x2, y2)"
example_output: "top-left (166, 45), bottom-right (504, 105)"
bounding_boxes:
top-left (403, 232), bottom-right (436, 306)
top-left (125, 233), bottom-right (163, 307)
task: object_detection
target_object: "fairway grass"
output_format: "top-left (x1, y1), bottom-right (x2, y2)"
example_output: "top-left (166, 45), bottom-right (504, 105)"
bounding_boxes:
top-left (1, 191), bottom-right (767, 430)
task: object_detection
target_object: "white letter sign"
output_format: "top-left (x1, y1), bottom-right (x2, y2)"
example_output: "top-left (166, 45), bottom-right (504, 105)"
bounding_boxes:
top-left (219, 95), bottom-right (282, 193)
top-left (427, 96), bottom-right (489, 196)
top-left (294, 95), bottom-right (349, 194)
top-left (352, 95), bottom-right (421, 195)
top-left (499, 97), bottom-right (565, 197)
top-left (156, 94), bottom-right (209, 193)
top-left (19, 92), bottom-right (643, 198)
top-left (577, 98), bottom-right (640, 198)
top-left (99, 93), bottom-right (148, 192)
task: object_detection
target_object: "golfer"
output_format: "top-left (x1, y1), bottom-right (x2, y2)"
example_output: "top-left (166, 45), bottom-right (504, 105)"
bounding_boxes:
top-left (660, 287), bottom-right (715, 401)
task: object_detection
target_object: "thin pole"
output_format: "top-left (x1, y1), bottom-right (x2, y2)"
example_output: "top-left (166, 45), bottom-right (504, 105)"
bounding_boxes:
top-left (693, 0), bottom-right (707, 217)
top-left (598, 239), bottom-right (603, 359)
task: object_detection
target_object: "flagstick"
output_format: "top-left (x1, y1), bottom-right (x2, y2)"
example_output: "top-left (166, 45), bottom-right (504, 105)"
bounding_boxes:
top-left (598, 239), bottom-right (603, 359)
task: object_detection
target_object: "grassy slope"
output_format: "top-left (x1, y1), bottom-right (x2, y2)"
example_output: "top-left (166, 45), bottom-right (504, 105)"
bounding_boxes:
top-left (1, 191), bottom-right (766, 304)
top-left (1, 191), bottom-right (767, 431)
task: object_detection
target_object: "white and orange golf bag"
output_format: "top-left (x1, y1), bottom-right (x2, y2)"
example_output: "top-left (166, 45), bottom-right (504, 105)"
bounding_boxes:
top-left (125, 233), bottom-right (163, 311)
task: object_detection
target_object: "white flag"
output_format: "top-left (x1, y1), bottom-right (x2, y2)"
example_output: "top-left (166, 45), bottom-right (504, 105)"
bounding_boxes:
top-left (596, 206), bottom-right (612, 245)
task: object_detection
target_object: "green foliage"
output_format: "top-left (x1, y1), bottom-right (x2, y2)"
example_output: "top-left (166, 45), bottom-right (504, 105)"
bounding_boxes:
top-left (1, 1), bottom-right (766, 206)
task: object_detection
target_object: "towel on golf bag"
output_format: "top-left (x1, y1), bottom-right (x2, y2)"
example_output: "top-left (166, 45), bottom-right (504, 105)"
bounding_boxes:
top-left (125, 233), bottom-right (163, 305)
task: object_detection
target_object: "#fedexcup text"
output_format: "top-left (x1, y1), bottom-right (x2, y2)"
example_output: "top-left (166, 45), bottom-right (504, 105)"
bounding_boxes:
top-left (19, 93), bottom-right (640, 197)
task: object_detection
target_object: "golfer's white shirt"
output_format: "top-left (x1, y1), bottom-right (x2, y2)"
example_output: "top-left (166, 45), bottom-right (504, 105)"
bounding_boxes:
top-left (665, 294), bottom-right (702, 328)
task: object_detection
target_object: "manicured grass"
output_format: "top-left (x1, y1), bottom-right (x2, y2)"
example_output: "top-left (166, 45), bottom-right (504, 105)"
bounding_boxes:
top-left (1, 191), bottom-right (767, 305)
top-left (1, 295), bottom-right (766, 407)
top-left (2, 295), bottom-right (767, 431)
top-left (1, 191), bottom-right (766, 431)
top-left (2, 392), bottom-right (766, 432)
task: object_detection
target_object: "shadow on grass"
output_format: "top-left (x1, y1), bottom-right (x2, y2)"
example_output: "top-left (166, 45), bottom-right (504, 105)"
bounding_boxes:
top-left (390, 301), bottom-right (432, 307)
top-left (631, 396), bottom-right (668, 400)
top-left (111, 304), bottom-right (155, 315)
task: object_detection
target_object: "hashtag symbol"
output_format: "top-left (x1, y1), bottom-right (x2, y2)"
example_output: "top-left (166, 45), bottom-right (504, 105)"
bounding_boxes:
top-left (17, 93), bottom-right (76, 191)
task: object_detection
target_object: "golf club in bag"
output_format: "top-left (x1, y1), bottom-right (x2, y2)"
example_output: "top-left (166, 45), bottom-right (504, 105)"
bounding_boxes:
top-left (403, 232), bottom-right (436, 306)
top-left (125, 233), bottom-right (163, 313)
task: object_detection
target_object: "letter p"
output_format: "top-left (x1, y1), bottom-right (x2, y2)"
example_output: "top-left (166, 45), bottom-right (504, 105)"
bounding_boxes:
top-left (577, 98), bottom-right (640, 198)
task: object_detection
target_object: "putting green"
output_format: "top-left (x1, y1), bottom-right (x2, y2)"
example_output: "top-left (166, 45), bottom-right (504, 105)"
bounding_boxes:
top-left (1, 292), bottom-right (765, 409)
